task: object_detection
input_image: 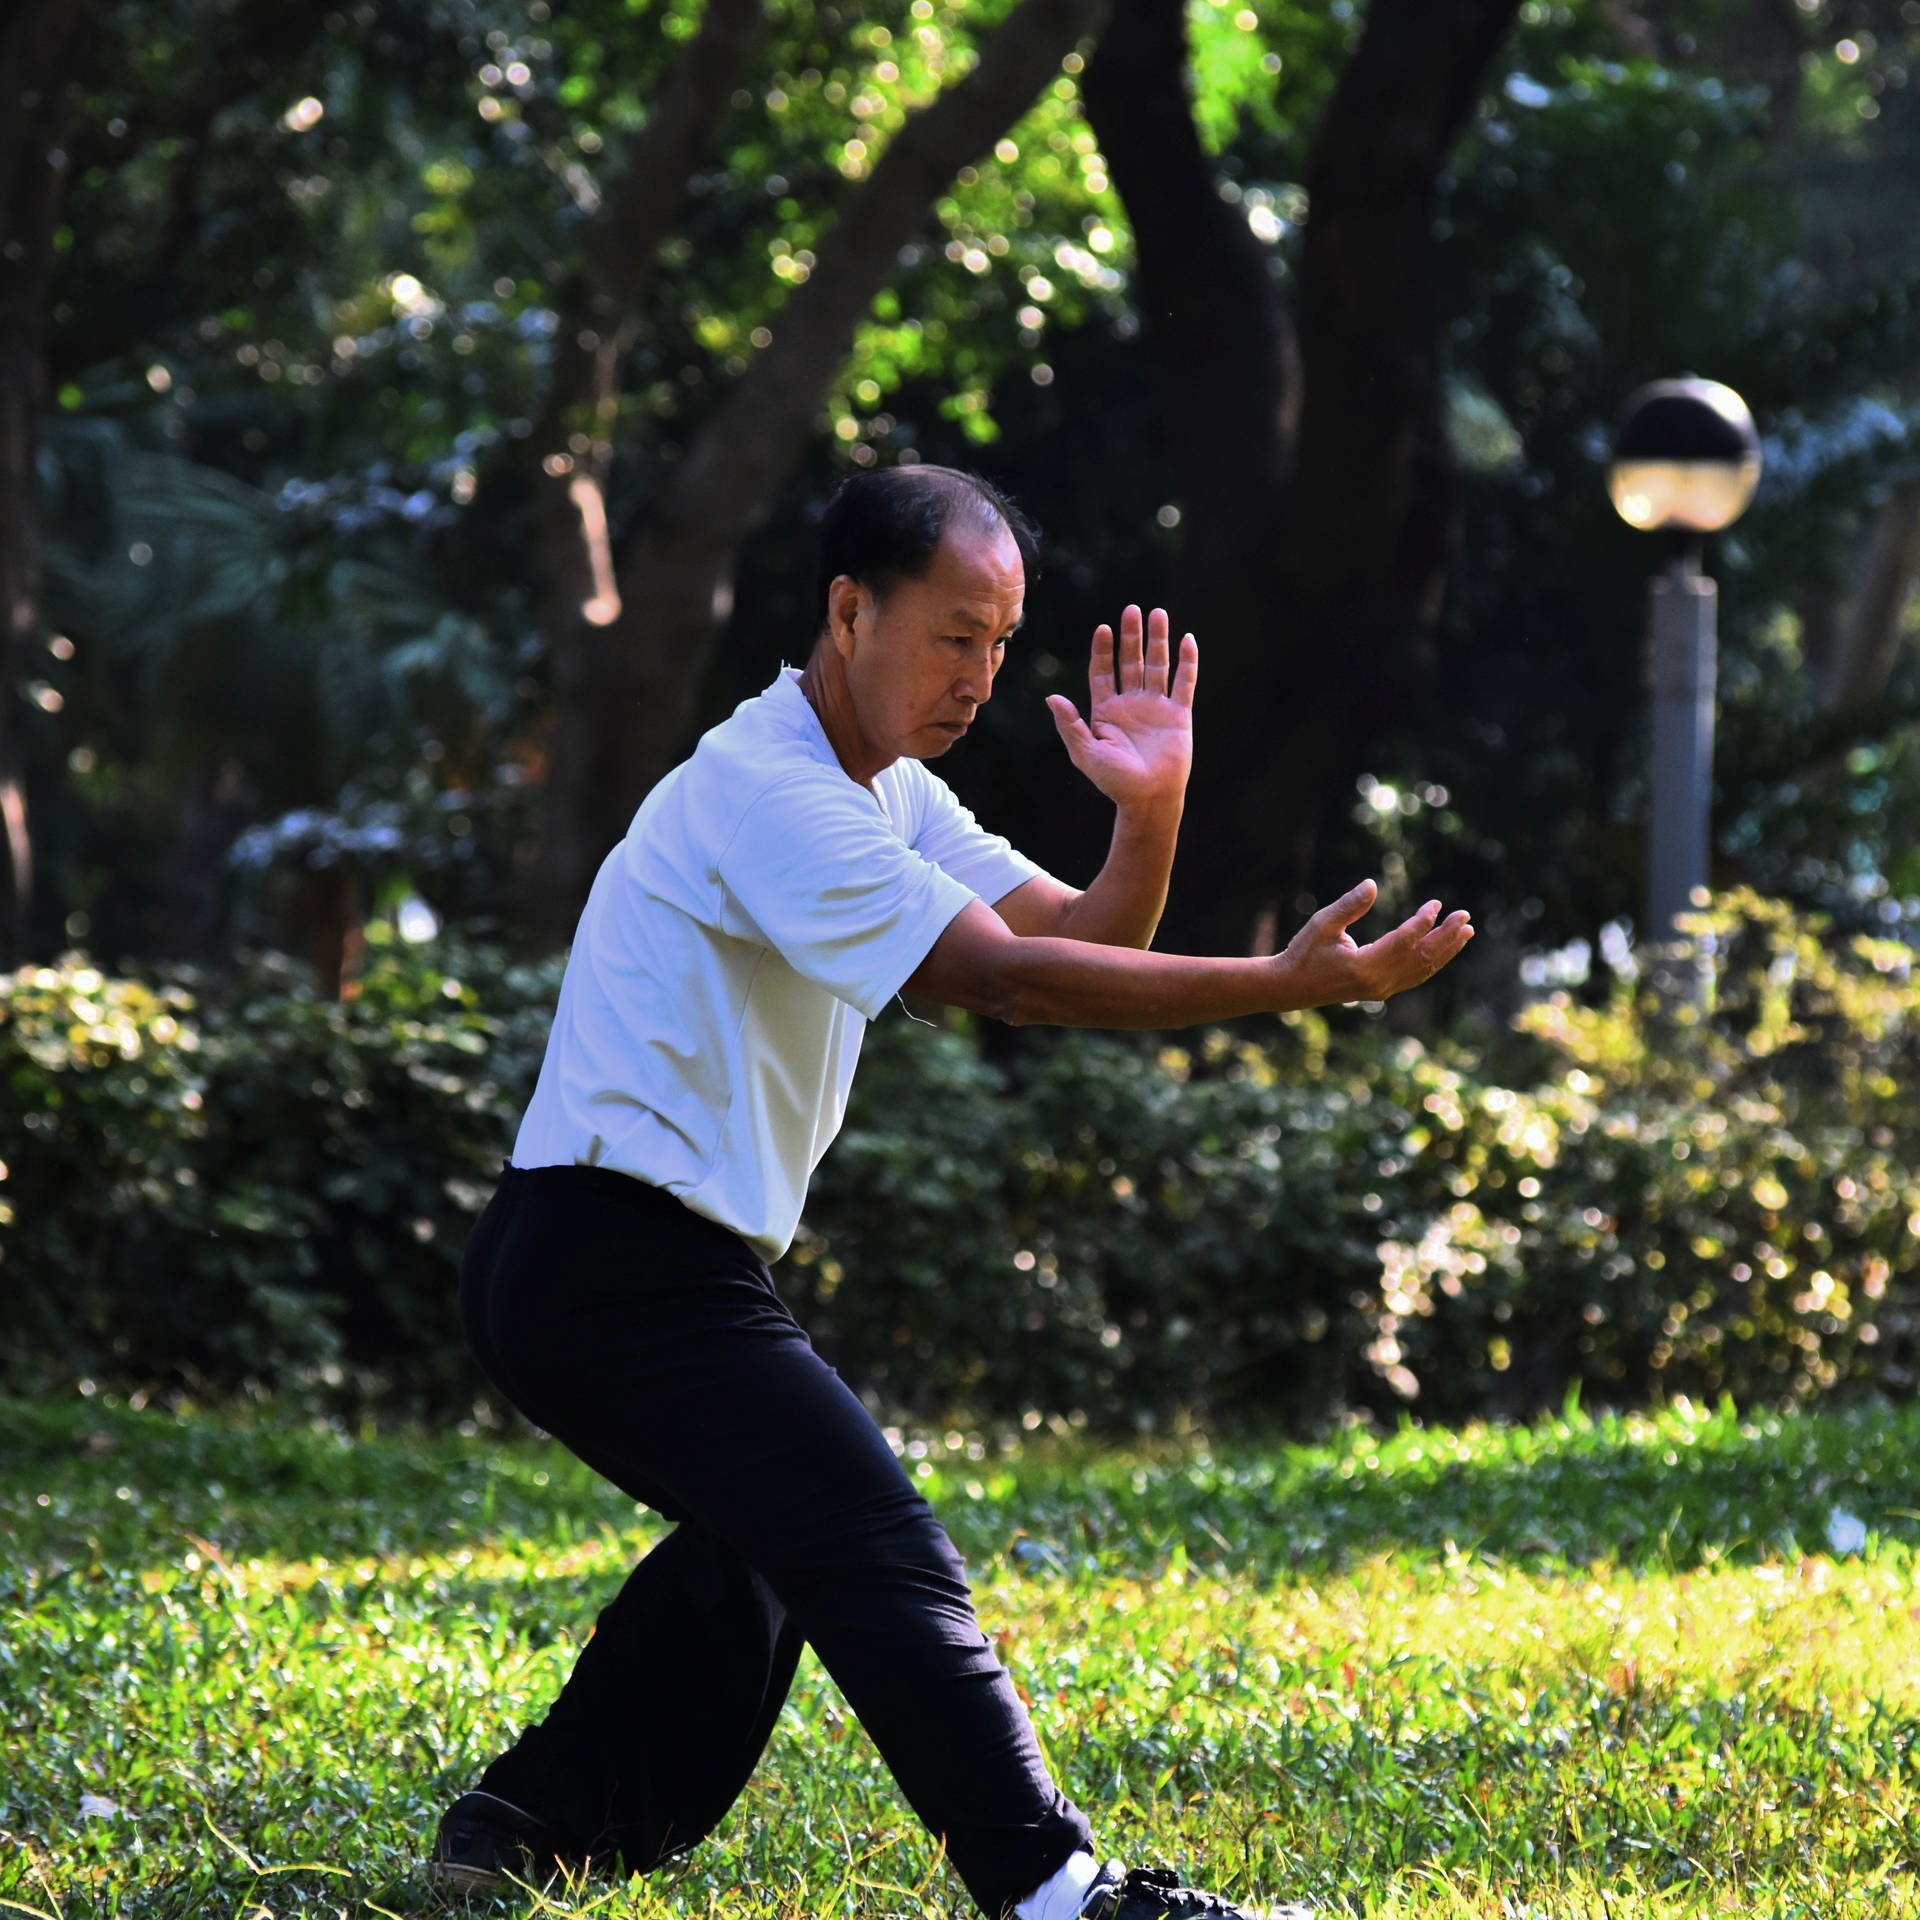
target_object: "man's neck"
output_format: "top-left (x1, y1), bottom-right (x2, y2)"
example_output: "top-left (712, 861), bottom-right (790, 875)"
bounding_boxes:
top-left (798, 647), bottom-right (893, 789)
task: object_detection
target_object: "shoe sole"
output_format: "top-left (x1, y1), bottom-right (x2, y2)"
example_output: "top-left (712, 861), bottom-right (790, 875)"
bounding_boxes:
top-left (430, 1858), bottom-right (506, 1895)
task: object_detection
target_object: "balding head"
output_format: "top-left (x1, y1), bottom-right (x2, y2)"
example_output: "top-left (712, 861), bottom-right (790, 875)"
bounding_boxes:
top-left (814, 464), bottom-right (1039, 632)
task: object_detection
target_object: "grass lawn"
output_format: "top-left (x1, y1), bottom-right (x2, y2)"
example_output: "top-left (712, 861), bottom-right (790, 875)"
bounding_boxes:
top-left (3, 1391), bottom-right (1919, 1917)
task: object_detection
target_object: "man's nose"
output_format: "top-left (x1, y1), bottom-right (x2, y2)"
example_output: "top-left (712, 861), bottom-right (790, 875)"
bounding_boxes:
top-left (956, 647), bottom-right (997, 704)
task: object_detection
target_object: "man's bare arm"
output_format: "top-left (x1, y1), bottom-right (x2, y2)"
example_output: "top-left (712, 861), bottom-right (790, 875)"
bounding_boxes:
top-left (992, 798), bottom-right (1182, 950)
top-left (910, 881), bottom-right (1474, 1028)
top-left (993, 604), bottom-right (1196, 949)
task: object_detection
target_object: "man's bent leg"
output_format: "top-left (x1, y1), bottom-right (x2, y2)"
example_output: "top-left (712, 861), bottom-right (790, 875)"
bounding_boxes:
top-left (770, 1469), bottom-right (1091, 1915)
top-left (641, 1339), bottom-right (1093, 1916)
top-left (477, 1522), bottom-right (804, 1869)
top-left (459, 1171), bottom-right (808, 1872)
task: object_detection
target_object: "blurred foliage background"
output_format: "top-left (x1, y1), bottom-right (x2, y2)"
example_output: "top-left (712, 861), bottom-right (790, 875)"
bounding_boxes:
top-left (8, 893), bottom-right (1920, 1426)
top-left (6, 0), bottom-right (1920, 1418)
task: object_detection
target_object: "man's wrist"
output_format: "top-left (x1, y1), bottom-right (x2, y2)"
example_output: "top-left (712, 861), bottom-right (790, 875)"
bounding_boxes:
top-left (1110, 791), bottom-right (1185, 838)
top-left (1264, 950), bottom-right (1308, 1015)
top-left (1265, 949), bottom-right (1351, 1016)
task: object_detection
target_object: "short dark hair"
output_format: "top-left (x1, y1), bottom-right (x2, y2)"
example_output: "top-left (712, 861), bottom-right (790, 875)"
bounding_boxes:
top-left (815, 464), bottom-right (1040, 628)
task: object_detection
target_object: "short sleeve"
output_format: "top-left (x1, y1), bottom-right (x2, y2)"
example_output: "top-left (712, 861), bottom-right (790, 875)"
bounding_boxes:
top-left (718, 774), bottom-right (978, 1019)
top-left (903, 765), bottom-right (1048, 906)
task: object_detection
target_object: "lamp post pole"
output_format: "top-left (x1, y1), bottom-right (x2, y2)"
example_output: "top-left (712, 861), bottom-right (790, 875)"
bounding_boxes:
top-left (1608, 376), bottom-right (1761, 953)
top-left (1645, 540), bottom-right (1716, 936)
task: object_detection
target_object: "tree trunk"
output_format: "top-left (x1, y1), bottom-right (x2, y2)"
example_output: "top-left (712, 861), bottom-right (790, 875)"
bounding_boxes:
top-left (1081, 0), bottom-right (1299, 953)
top-left (1082, 0), bottom-right (1296, 524)
top-left (0, 0), bottom-right (95, 964)
top-left (525, 0), bottom-right (1113, 944)
top-left (304, 861), bottom-right (366, 1000)
top-left (517, 0), bottom-right (769, 942)
top-left (1819, 477), bottom-right (1920, 712)
top-left (1248, 0), bottom-right (1520, 940)
top-left (1095, 0), bottom-right (1520, 952)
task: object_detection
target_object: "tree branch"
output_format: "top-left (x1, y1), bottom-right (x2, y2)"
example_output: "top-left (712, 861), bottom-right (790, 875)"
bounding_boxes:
top-left (645, 0), bottom-right (1113, 555)
top-left (517, 0), bottom-right (768, 606)
top-left (583, 0), bottom-right (769, 314)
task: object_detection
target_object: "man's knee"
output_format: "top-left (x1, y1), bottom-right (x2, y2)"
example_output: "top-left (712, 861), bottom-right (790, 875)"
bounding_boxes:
top-left (773, 1484), bottom-right (973, 1605)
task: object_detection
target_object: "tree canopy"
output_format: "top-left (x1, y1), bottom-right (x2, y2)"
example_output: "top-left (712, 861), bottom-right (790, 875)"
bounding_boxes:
top-left (4, 0), bottom-right (1919, 1004)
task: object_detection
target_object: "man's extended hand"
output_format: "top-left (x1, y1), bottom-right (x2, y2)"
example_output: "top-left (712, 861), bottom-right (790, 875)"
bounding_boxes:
top-left (1275, 880), bottom-right (1474, 1007)
top-left (1045, 604), bottom-right (1197, 815)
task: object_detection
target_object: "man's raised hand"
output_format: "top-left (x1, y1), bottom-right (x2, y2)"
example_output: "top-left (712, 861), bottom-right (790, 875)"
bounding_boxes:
top-left (1274, 880), bottom-right (1474, 1009)
top-left (1044, 604), bottom-right (1197, 815)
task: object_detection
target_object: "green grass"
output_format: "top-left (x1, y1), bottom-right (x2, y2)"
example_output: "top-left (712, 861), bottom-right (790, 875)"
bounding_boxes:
top-left (4, 1392), bottom-right (1920, 1917)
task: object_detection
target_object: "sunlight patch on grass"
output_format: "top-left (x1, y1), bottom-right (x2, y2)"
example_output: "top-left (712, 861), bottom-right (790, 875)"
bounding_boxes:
top-left (5, 1396), bottom-right (1920, 1916)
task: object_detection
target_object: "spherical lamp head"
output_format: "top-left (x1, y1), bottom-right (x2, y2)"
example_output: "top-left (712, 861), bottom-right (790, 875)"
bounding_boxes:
top-left (1607, 377), bottom-right (1761, 533)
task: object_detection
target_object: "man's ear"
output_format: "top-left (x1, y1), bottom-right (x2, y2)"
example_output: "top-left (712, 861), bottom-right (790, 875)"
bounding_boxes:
top-left (826, 574), bottom-right (868, 661)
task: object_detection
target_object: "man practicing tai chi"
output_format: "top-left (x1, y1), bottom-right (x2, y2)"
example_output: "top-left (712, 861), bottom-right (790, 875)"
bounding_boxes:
top-left (435, 464), bottom-right (1473, 1917)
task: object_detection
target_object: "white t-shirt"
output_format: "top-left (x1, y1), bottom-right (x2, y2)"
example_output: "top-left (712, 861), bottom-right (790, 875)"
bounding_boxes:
top-left (512, 668), bottom-right (1044, 1259)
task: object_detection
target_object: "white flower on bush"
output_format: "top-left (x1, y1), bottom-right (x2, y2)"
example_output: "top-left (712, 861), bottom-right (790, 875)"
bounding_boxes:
top-left (1378, 1209), bottom-right (1491, 1315)
top-left (1826, 1507), bottom-right (1868, 1555)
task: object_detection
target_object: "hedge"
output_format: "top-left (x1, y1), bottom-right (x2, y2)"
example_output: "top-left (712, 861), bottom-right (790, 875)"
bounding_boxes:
top-left (0, 939), bottom-right (560, 1408)
top-left (5, 892), bottom-right (1918, 1428)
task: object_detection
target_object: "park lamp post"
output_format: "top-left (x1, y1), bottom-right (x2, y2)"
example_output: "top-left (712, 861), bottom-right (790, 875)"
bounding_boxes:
top-left (1607, 376), bottom-right (1762, 948)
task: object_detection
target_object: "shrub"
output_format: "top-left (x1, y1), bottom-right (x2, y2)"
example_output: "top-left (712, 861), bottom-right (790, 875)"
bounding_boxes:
top-left (792, 890), bottom-right (1920, 1425)
top-left (0, 937), bottom-right (562, 1405)
top-left (794, 1020), bottom-right (1401, 1428)
top-left (1374, 890), bottom-right (1920, 1416)
top-left (2, 962), bottom-right (211, 1385)
top-left (6, 891), bottom-right (1920, 1426)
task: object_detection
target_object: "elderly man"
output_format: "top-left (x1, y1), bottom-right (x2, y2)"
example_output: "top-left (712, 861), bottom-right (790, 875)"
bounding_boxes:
top-left (434, 465), bottom-right (1472, 1918)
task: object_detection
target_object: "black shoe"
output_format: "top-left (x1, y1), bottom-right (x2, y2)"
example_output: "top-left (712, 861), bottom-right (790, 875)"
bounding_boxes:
top-left (1078, 1859), bottom-right (1314, 1919)
top-left (429, 1790), bottom-right (583, 1894)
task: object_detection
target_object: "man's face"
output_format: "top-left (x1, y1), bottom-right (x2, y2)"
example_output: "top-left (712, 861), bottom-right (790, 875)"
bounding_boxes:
top-left (827, 522), bottom-right (1025, 764)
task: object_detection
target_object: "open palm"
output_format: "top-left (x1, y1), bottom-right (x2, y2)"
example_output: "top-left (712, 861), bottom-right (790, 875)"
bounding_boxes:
top-left (1045, 604), bottom-right (1198, 812)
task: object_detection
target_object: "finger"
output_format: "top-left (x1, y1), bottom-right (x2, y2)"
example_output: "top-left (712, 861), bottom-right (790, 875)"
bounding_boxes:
top-left (1045, 692), bottom-right (1096, 767)
top-left (1416, 913), bottom-right (1475, 968)
top-left (1310, 879), bottom-right (1377, 939)
top-left (1172, 633), bottom-right (1198, 709)
top-left (1403, 914), bottom-right (1474, 982)
top-left (1413, 908), bottom-right (1470, 946)
top-left (1118, 603), bottom-right (1144, 694)
top-left (1088, 623), bottom-right (1116, 709)
top-left (1145, 606), bottom-right (1170, 698)
top-left (1368, 900), bottom-right (1440, 958)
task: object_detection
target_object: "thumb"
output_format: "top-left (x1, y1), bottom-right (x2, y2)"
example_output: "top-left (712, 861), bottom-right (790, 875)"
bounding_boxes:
top-left (1311, 879), bottom-right (1377, 938)
top-left (1046, 694), bottom-right (1094, 760)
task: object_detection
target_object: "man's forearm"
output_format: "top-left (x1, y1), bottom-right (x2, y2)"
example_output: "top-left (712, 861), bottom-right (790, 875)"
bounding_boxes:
top-left (913, 888), bottom-right (1472, 1028)
top-left (937, 925), bottom-right (1292, 1029)
top-left (1053, 797), bottom-right (1183, 949)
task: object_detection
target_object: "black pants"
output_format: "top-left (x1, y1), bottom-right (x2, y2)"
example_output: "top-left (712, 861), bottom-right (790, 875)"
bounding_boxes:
top-left (459, 1164), bottom-right (1092, 1917)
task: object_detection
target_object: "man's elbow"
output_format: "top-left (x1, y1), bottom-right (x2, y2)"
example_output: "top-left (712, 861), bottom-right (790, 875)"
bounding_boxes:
top-left (977, 965), bottom-right (1047, 1027)
top-left (905, 950), bottom-right (1037, 1025)
top-left (1056, 897), bottom-right (1159, 952)
top-left (994, 989), bottom-right (1048, 1027)
top-left (964, 950), bottom-right (1057, 1027)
